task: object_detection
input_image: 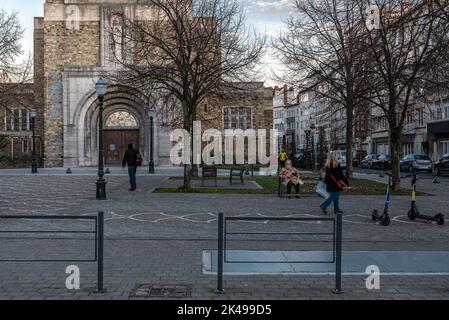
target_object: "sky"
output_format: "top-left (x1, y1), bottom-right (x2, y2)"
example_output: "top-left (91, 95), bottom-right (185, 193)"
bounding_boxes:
top-left (0, 0), bottom-right (295, 85)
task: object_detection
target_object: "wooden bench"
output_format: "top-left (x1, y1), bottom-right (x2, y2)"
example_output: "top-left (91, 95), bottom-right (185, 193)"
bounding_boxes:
top-left (202, 165), bottom-right (217, 187)
top-left (230, 166), bottom-right (245, 185)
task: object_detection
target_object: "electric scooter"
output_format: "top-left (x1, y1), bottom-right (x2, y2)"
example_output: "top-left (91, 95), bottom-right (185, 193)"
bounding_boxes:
top-left (407, 169), bottom-right (445, 225)
top-left (372, 172), bottom-right (392, 226)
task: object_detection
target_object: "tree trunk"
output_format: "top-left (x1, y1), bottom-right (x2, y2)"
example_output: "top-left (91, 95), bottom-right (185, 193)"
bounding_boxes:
top-left (191, 165), bottom-right (199, 178)
top-left (345, 107), bottom-right (354, 180)
top-left (390, 130), bottom-right (402, 191)
top-left (183, 164), bottom-right (192, 191)
top-left (181, 100), bottom-right (192, 191)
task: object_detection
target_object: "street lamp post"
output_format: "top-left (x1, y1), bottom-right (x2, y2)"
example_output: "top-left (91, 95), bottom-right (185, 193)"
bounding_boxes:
top-left (149, 116), bottom-right (155, 174)
top-left (30, 109), bottom-right (38, 174)
top-left (95, 79), bottom-right (107, 200)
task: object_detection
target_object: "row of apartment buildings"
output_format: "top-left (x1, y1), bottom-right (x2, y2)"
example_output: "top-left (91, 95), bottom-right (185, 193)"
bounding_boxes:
top-left (273, 85), bottom-right (449, 162)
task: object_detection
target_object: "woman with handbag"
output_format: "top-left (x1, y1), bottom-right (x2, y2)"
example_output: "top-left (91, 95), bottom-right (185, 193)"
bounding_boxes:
top-left (320, 153), bottom-right (349, 214)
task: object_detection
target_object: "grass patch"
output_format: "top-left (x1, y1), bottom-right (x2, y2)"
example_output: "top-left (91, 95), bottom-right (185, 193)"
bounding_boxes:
top-left (154, 177), bottom-right (418, 195)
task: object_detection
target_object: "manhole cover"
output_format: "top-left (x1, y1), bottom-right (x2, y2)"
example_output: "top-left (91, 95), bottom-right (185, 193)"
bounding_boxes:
top-left (130, 284), bottom-right (191, 298)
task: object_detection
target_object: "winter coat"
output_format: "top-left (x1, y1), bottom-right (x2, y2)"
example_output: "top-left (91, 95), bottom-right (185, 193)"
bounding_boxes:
top-left (280, 166), bottom-right (301, 186)
top-left (122, 149), bottom-right (139, 167)
top-left (324, 165), bottom-right (349, 192)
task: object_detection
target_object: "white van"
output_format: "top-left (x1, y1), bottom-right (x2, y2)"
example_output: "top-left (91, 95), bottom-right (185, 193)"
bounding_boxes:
top-left (330, 150), bottom-right (347, 168)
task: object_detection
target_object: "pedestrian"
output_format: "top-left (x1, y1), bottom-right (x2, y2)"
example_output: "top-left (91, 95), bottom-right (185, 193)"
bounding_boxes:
top-left (279, 148), bottom-right (288, 168)
top-left (122, 143), bottom-right (141, 191)
top-left (320, 153), bottom-right (349, 214)
top-left (280, 159), bottom-right (302, 199)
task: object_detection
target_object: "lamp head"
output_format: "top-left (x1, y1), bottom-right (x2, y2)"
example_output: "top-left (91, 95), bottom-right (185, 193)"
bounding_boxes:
top-left (95, 78), bottom-right (107, 97)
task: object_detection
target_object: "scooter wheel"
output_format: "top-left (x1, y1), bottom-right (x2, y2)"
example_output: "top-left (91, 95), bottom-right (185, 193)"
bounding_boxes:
top-left (408, 209), bottom-right (416, 220)
top-left (372, 210), bottom-right (378, 221)
top-left (381, 215), bottom-right (390, 226)
top-left (435, 214), bottom-right (445, 226)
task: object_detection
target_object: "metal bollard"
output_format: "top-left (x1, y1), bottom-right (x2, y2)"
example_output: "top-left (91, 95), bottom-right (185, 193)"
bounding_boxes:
top-left (332, 213), bottom-right (342, 294)
top-left (216, 213), bottom-right (225, 294)
top-left (97, 211), bottom-right (104, 293)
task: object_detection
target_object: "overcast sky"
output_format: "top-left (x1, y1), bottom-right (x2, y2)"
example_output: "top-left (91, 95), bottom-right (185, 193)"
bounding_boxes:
top-left (0, 0), bottom-right (295, 86)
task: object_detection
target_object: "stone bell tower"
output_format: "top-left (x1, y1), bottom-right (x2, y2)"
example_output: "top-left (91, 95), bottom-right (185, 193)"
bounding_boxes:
top-left (41, 0), bottom-right (171, 167)
top-left (43, 0), bottom-right (103, 166)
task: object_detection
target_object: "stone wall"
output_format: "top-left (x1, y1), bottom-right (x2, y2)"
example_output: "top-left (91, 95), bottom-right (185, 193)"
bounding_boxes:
top-left (199, 83), bottom-right (273, 132)
top-left (34, 17), bottom-right (45, 166)
top-left (43, 1), bottom-right (101, 166)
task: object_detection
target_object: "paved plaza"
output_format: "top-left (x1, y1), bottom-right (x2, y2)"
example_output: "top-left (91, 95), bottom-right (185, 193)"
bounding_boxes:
top-left (1, 167), bottom-right (449, 299)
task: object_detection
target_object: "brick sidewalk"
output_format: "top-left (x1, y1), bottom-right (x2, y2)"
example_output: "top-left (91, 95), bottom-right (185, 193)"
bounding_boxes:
top-left (1, 240), bottom-right (449, 300)
top-left (0, 174), bottom-right (449, 299)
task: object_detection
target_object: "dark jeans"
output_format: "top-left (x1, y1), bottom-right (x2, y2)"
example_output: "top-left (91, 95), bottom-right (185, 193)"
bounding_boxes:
top-left (320, 191), bottom-right (341, 213)
top-left (287, 181), bottom-right (300, 195)
top-left (128, 166), bottom-right (137, 190)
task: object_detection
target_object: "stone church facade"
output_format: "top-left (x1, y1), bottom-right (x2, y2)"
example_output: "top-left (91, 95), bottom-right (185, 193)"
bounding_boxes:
top-left (28, 0), bottom-right (273, 168)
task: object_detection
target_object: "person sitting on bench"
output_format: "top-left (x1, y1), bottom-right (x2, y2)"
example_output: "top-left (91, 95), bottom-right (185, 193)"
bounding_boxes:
top-left (279, 159), bottom-right (301, 199)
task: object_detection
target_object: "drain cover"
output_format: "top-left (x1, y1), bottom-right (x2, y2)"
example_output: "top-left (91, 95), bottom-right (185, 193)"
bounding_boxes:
top-left (130, 284), bottom-right (191, 298)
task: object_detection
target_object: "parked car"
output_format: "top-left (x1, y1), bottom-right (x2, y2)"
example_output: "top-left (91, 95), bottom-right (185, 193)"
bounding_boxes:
top-left (435, 154), bottom-right (449, 176)
top-left (361, 154), bottom-right (379, 169)
top-left (330, 150), bottom-right (347, 168)
top-left (371, 154), bottom-right (391, 170)
top-left (400, 154), bottom-right (433, 173)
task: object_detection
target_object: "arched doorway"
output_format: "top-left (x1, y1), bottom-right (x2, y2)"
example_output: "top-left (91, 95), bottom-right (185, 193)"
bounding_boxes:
top-left (103, 110), bottom-right (140, 164)
top-left (66, 84), bottom-right (172, 167)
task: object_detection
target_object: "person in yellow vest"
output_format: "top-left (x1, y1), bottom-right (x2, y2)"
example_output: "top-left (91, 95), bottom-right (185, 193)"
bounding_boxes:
top-left (279, 149), bottom-right (288, 168)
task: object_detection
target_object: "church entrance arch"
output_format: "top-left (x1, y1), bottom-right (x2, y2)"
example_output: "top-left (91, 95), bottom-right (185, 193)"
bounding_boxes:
top-left (104, 111), bottom-right (140, 164)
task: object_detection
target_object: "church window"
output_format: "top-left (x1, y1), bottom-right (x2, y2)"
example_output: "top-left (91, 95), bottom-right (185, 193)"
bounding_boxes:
top-left (105, 111), bottom-right (138, 128)
top-left (223, 107), bottom-right (252, 130)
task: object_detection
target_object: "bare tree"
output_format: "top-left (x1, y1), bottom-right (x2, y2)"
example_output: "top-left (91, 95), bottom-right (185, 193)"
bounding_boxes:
top-left (105, 0), bottom-right (265, 190)
top-left (0, 8), bottom-right (33, 116)
top-left (359, 0), bottom-right (449, 189)
top-left (275, 0), bottom-right (370, 179)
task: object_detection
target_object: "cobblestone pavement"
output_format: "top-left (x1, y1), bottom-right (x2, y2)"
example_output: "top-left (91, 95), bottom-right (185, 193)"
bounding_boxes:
top-left (0, 170), bottom-right (449, 300)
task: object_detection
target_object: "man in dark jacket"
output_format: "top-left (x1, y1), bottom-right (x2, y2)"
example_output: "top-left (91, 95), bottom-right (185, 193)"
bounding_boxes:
top-left (122, 144), bottom-right (139, 191)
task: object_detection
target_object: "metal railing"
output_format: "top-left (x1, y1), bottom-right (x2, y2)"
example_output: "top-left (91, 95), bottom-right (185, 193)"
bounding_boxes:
top-left (0, 212), bottom-right (104, 293)
top-left (216, 213), bottom-right (342, 294)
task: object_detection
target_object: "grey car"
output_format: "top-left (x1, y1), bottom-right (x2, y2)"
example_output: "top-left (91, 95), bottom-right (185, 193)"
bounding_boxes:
top-left (400, 154), bottom-right (433, 173)
top-left (361, 154), bottom-right (379, 169)
top-left (435, 154), bottom-right (449, 176)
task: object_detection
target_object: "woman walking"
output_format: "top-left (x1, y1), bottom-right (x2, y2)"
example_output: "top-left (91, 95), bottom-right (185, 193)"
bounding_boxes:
top-left (280, 159), bottom-right (302, 199)
top-left (320, 153), bottom-right (349, 214)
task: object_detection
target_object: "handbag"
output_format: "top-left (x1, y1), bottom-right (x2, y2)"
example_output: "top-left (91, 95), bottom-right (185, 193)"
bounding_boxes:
top-left (136, 152), bottom-right (143, 167)
top-left (328, 170), bottom-right (345, 191)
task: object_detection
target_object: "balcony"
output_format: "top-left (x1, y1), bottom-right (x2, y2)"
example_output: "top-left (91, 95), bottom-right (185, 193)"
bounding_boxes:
top-left (428, 119), bottom-right (449, 135)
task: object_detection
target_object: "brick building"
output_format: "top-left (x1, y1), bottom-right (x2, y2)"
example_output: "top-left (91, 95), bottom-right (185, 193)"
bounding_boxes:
top-left (6, 0), bottom-right (272, 169)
